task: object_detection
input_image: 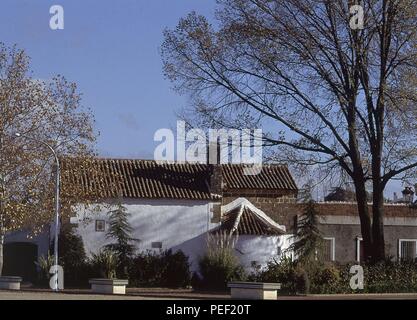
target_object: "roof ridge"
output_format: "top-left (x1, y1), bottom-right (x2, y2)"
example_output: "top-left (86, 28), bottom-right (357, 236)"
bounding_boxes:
top-left (222, 198), bottom-right (286, 234)
top-left (61, 156), bottom-right (292, 167)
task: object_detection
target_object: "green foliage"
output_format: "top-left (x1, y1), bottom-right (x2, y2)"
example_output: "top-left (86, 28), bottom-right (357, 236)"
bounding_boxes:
top-left (128, 249), bottom-right (191, 288)
top-left (90, 250), bottom-right (118, 279)
top-left (251, 258), bottom-right (417, 294)
top-left (361, 261), bottom-right (417, 293)
top-left (57, 224), bottom-right (87, 266)
top-left (294, 265), bottom-right (310, 294)
top-left (105, 200), bottom-right (138, 277)
top-left (194, 233), bottom-right (246, 291)
top-left (162, 250), bottom-right (191, 288)
top-left (53, 224), bottom-right (89, 286)
top-left (35, 253), bottom-right (55, 287)
top-left (288, 200), bottom-right (324, 264)
top-left (248, 257), bottom-right (308, 294)
top-left (309, 263), bottom-right (342, 294)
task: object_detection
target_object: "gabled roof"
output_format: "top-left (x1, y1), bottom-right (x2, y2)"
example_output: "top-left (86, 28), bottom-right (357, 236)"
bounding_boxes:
top-left (213, 198), bottom-right (286, 235)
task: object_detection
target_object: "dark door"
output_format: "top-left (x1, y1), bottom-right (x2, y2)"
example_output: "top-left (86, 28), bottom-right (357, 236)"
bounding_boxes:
top-left (3, 242), bottom-right (38, 283)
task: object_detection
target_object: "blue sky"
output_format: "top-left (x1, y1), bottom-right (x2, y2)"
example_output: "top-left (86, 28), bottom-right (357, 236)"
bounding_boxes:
top-left (0, 0), bottom-right (405, 198)
top-left (0, 0), bottom-right (216, 158)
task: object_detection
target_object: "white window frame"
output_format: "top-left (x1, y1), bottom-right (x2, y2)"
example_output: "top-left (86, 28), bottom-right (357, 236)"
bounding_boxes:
top-left (325, 237), bottom-right (336, 261)
top-left (356, 237), bottom-right (363, 262)
top-left (318, 237), bottom-right (335, 262)
top-left (398, 239), bottom-right (417, 261)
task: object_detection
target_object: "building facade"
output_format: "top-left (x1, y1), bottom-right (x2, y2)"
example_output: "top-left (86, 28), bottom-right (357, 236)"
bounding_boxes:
top-left (4, 157), bottom-right (417, 283)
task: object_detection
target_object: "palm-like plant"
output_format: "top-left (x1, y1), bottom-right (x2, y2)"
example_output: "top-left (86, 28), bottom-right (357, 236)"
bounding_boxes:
top-left (91, 250), bottom-right (118, 279)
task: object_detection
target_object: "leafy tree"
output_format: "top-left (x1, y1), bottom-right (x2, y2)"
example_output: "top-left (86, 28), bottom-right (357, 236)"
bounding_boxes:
top-left (289, 200), bottom-right (324, 264)
top-left (161, 0), bottom-right (417, 262)
top-left (0, 43), bottom-right (96, 275)
top-left (105, 200), bottom-right (138, 277)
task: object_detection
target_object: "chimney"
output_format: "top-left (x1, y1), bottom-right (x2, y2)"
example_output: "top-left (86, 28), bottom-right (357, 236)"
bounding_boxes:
top-left (209, 164), bottom-right (223, 196)
top-left (209, 164), bottom-right (223, 223)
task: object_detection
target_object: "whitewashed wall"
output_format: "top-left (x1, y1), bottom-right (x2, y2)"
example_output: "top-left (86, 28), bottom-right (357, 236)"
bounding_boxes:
top-left (234, 234), bottom-right (293, 273)
top-left (73, 198), bottom-right (293, 274)
top-left (74, 198), bottom-right (219, 272)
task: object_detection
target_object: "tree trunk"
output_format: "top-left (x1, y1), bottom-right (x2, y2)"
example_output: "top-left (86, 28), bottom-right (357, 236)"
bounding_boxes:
top-left (372, 192), bottom-right (385, 262)
top-left (347, 103), bottom-right (374, 262)
top-left (371, 100), bottom-right (386, 262)
top-left (0, 195), bottom-right (4, 276)
top-left (353, 177), bottom-right (373, 262)
top-left (372, 146), bottom-right (386, 262)
top-left (0, 231), bottom-right (3, 276)
top-left (0, 180), bottom-right (4, 276)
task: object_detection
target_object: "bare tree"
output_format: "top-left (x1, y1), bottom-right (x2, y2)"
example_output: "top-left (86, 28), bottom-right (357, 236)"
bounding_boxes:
top-left (0, 44), bottom-right (97, 275)
top-left (161, 0), bottom-right (417, 262)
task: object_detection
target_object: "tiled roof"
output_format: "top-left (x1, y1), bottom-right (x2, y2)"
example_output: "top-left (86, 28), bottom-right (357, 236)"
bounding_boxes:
top-left (213, 198), bottom-right (286, 235)
top-left (221, 164), bottom-right (297, 191)
top-left (61, 158), bottom-right (297, 200)
top-left (217, 207), bottom-right (282, 235)
top-left (61, 158), bottom-right (218, 200)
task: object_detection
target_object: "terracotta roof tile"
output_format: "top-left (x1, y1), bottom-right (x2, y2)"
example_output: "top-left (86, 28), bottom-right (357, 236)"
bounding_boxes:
top-left (215, 206), bottom-right (283, 236)
top-left (61, 158), bottom-right (298, 200)
top-left (221, 164), bottom-right (297, 191)
top-left (61, 158), bottom-right (218, 200)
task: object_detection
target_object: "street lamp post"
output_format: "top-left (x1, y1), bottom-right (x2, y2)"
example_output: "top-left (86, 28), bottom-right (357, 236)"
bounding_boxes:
top-left (15, 133), bottom-right (60, 291)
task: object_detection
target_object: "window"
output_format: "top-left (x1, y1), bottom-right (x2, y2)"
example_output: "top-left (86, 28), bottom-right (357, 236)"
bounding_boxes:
top-left (398, 239), bottom-right (417, 261)
top-left (151, 241), bottom-right (162, 249)
top-left (356, 237), bottom-right (364, 262)
top-left (317, 237), bottom-right (335, 262)
top-left (95, 220), bottom-right (105, 232)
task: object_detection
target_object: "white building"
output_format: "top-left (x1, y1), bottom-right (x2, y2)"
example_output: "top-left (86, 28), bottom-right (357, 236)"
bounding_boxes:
top-left (4, 158), bottom-right (298, 281)
top-left (65, 158), bottom-right (296, 273)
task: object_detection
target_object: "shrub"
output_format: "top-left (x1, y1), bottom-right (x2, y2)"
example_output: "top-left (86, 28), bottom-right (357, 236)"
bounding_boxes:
top-left (90, 250), bottom-right (118, 279)
top-left (128, 249), bottom-right (191, 288)
top-left (310, 263), bottom-right (342, 294)
top-left (251, 257), bottom-right (417, 295)
top-left (129, 250), bottom-right (163, 286)
top-left (363, 261), bottom-right (417, 293)
top-left (55, 224), bottom-right (89, 287)
top-left (195, 233), bottom-right (246, 291)
top-left (249, 257), bottom-right (300, 295)
top-left (294, 265), bottom-right (310, 294)
top-left (35, 253), bottom-right (55, 287)
top-left (162, 250), bottom-right (191, 288)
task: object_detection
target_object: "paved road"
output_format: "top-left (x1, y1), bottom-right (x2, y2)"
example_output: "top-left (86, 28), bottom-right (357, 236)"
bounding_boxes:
top-left (1, 290), bottom-right (417, 300)
top-left (277, 293), bottom-right (417, 300)
top-left (0, 290), bottom-right (180, 300)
